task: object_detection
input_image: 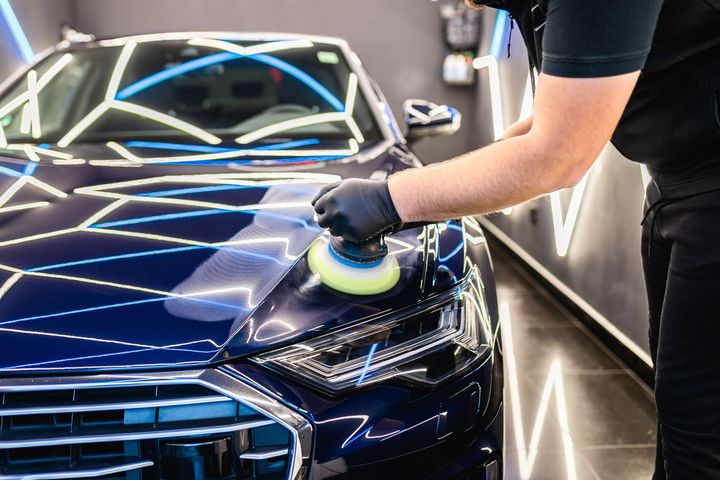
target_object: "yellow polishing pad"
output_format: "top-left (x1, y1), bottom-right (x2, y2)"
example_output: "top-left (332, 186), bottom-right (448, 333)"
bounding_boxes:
top-left (307, 239), bottom-right (400, 295)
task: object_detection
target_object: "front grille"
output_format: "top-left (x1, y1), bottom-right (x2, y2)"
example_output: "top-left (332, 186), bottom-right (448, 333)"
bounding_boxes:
top-left (0, 371), bottom-right (309, 480)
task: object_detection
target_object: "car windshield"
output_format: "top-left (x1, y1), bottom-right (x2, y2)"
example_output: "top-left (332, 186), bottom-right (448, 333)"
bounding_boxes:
top-left (0, 37), bottom-right (382, 146)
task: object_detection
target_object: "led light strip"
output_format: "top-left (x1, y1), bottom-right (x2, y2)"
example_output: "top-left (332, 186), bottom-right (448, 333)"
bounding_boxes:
top-left (0, 0), bottom-right (34, 63)
top-left (472, 55), bottom-right (504, 141)
top-left (550, 173), bottom-right (589, 257)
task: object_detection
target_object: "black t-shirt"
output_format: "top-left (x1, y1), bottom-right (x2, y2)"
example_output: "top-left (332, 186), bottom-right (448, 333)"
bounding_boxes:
top-left (474, 0), bottom-right (720, 197)
top-left (541, 0), bottom-right (662, 78)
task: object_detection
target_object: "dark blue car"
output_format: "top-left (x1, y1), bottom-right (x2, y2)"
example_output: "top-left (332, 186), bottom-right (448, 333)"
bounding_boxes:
top-left (0, 32), bottom-right (502, 479)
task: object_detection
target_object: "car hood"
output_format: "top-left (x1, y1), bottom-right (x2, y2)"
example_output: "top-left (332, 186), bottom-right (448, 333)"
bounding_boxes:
top-left (0, 141), bottom-right (467, 374)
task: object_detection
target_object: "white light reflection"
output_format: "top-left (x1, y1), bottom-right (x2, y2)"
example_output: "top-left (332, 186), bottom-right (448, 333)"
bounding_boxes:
top-left (236, 73), bottom-right (362, 145)
top-left (26, 70), bottom-right (41, 138)
top-left (315, 415), bottom-right (370, 449)
top-left (0, 53), bottom-right (74, 147)
top-left (0, 173), bottom-right (336, 309)
top-left (111, 100), bottom-right (222, 145)
top-left (252, 319), bottom-right (296, 342)
top-left (501, 302), bottom-right (577, 480)
top-left (106, 141), bottom-right (142, 163)
top-left (56, 41), bottom-right (220, 147)
top-left (88, 139), bottom-right (358, 166)
top-left (187, 37), bottom-right (314, 57)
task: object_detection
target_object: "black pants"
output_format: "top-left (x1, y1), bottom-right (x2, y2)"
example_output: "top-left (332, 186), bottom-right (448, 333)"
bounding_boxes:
top-left (642, 185), bottom-right (720, 479)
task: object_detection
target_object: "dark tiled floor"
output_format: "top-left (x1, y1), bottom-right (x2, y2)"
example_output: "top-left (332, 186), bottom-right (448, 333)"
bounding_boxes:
top-left (492, 246), bottom-right (657, 480)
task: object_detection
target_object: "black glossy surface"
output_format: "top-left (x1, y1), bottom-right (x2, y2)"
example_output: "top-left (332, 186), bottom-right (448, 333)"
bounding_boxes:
top-left (494, 245), bottom-right (657, 480)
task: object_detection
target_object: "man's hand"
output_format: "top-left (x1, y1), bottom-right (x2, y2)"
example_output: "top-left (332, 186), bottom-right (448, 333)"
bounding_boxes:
top-left (311, 179), bottom-right (401, 242)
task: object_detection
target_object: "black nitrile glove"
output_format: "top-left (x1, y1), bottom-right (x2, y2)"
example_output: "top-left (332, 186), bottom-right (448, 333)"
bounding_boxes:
top-left (311, 179), bottom-right (402, 242)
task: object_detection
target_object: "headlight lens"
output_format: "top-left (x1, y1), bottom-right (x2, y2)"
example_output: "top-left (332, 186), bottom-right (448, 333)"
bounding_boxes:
top-left (253, 271), bottom-right (492, 393)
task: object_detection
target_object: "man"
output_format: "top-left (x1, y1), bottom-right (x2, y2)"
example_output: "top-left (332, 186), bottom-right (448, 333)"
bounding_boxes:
top-left (312, 0), bottom-right (720, 478)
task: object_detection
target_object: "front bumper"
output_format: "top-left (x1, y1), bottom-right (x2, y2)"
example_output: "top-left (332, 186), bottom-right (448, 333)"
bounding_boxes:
top-left (226, 342), bottom-right (503, 479)
top-left (0, 344), bottom-right (501, 480)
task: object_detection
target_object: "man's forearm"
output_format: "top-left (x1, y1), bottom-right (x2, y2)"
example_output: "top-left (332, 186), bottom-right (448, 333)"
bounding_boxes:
top-left (388, 70), bottom-right (640, 224)
top-left (388, 133), bottom-right (570, 222)
top-left (312, 73), bottom-right (638, 239)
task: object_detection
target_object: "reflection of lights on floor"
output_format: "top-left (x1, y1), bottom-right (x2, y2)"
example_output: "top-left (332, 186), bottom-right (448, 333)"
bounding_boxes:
top-left (501, 302), bottom-right (577, 480)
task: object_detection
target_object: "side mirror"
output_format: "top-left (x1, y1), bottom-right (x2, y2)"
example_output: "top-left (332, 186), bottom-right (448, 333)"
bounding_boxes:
top-left (403, 99), bottom-right (461, 142)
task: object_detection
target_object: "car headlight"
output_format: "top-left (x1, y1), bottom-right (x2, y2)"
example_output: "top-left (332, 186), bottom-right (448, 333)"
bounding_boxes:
top-left (253, 270), bottom-right (492, 393)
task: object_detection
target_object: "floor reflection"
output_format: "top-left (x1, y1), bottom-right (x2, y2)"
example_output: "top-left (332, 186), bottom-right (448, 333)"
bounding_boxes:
top-left (492, 245), bottom-right (656, 480)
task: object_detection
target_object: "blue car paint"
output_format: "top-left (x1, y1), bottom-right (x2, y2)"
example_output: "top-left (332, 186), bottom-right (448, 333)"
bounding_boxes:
top-left (0, 36), bottom-right (502, 478)
top-left (0, 142), bottom-right (470, 373)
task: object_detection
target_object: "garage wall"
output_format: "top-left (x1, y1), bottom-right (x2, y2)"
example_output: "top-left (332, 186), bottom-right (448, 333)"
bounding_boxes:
top-left (474, 11), bottom-right (652, 365)
top-left (68, 0), bottom-right (480, 163)
top-left (0, 0), bottom-right (73, 81)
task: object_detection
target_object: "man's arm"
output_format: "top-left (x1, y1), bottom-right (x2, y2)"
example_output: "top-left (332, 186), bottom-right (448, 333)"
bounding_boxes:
top-left (501, 114), bottom-right (533, 140)
top-left (313, 72), bottom-right (639, 240)
top-left (388, 71), bottom-right (639, 222)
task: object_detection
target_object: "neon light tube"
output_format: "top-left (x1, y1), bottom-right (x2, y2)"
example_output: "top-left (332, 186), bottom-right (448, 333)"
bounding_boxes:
top-left (472, 55), bottom-right (504, 140)
top-left (549, 173), bottom-right (589, 257)
top-left (0, 0), bottom-right (35, 63)
top-left (489, 10), bottom-right (509, 59)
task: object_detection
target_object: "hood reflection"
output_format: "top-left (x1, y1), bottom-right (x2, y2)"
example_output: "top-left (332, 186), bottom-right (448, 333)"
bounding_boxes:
top-left (165, 184), bottom-right (321, 323)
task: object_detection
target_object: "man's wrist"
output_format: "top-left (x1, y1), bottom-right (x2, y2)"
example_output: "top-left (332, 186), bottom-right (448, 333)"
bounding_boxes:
top-left (387, 174), bottom-right (412, 223)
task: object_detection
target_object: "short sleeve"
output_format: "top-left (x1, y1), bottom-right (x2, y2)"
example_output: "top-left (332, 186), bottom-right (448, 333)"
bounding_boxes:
top-left (541, 0), bottom-right (664, 78)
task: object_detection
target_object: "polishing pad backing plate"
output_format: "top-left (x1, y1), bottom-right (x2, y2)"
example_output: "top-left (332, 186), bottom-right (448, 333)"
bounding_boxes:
top-left (307, 240), bottom-right (400, 295)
